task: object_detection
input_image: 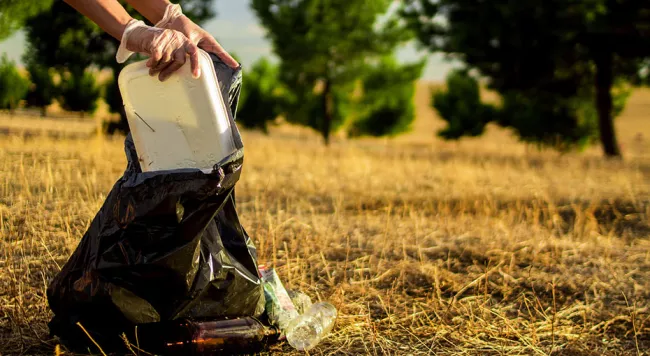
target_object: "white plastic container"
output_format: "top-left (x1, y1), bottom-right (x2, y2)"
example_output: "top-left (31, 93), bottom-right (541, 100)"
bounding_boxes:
top-left (118, 50), bottom-right (237, 172)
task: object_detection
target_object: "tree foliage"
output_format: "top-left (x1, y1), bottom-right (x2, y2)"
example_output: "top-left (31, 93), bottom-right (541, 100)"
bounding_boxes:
top-left (24, 47), bottom-right (57, 117)
top-left (58, 71), bottom-right (100, 116)
top-left (0, 0), bottom-right (53, 40)
top-left (402, 0), bottom-right (650, 156)
top-left (236, 58), bottom-right (282, 133)
top-left (349, 57), bottom-right (425, 137)
top-left (0, 55), bottom-right (29, 112)
top-left (435, 69), bottom-right (631, 151)
top-left (251, 0), bottom-right (410, 144)
top-left (432, 70), bottom-right (497, 140)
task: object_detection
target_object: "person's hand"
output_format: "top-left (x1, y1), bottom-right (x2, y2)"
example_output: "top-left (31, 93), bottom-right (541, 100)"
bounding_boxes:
top-left (117, 19), bottom-right (200, 81)
top-left (155, 4), bottom-right (239, 69)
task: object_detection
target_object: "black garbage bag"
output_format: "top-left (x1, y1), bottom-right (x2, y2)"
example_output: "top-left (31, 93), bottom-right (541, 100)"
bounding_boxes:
top-left (47, 55), bottom-right (265, 352)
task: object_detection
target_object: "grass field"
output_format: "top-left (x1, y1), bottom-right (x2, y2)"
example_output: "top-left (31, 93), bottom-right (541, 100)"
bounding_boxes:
top-left (1, 84), bottom-right (649, 355)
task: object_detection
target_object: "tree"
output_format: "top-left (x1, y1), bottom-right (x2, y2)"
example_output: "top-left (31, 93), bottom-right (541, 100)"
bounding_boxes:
top-left (236, 58), bottom-right (282, 133)
top-left (580, 0), bottom-right (650, 157)
top-left (24, 0), bottom-right (217, 131)
top-left (402, 0), bottom-right (650, 157)
top-left (432, 70), bottom-right (497, 140)
top-left (102, 74), bottom-right (124, 133)
top-left (349, 57), bottom-right (425, 137)
top-left (0, 55), bottom-right (29, 113)
top-left (251, 0), bottom-right (408, 144)
top-left (0, 0), bottom-right (52, 40)
top-left (58, 70), bottom-right (101, 117)
top-left (435, 69), bottom-right (630, 151)
top-left (24, 47), bottom-right (57, 117)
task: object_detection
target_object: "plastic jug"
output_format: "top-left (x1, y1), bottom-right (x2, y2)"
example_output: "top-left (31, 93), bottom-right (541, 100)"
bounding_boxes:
top-left (118, 50), bottom-right (237, 172)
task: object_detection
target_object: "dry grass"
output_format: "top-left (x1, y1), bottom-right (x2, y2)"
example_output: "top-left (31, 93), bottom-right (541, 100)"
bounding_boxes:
top-left (1, 85), bottom-right (650, 355)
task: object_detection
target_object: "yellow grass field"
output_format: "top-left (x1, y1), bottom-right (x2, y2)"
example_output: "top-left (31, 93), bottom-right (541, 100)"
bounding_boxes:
top-left (1, 84), bottom-right (649, 355)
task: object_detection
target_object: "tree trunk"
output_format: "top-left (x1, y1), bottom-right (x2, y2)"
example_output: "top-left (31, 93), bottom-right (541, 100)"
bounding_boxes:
top-left (594, 50), bottom-right (621, 157)
top-left (321, 79), bottom-right (332, 145)
top-left (40, 106), bottom-right (46, 117)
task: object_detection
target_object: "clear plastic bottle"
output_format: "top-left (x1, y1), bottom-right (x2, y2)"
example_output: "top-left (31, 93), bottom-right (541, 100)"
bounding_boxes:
top-left (258, 265), bottom-right (299, 335)
top-left (286, 302), bottom-right (338, 351)
top-left (288, 289), bottom-right (313, 315)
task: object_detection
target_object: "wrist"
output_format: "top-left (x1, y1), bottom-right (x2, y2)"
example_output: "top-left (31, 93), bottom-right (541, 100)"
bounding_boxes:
top-left (151, 1), bottom-right (172, 24)
top-left (155, 3), bottom-right (184, 28)
top-left (117, 20), bottom-right (156, 62)
top-left (118, 18), bottom-right (137, 40)
top-left (162, 14), bottom-right (200, 43)
top-left (124, 0), bottom-right (171, 25)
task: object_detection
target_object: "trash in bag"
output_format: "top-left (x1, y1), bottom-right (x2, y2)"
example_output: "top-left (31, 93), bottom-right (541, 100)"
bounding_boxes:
top-left (47, 54), bottom-right (265, 352)
top-left (259, 265), bottom-right (299, 337)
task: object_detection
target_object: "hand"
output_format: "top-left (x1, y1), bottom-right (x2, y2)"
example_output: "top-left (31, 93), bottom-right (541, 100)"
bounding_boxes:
top-left (117, 20), bottom-right (200, 81)
top-left (155, 4), bottom-right (239, 69)
top-left (185, 22), bottom-right (240, 69)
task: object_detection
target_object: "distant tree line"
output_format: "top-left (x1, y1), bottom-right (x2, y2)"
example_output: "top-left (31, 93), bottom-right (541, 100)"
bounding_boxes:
top-left (3, 0), bottom-right (645, 155)
top-left (0, 53), bottom-right (102, 118)
top-left (0, 0), bottom-right (103, 117)
top-left (402, 0), bottom-right (650, 157)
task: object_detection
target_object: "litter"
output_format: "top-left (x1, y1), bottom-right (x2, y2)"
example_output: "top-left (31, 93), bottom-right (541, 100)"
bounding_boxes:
top-left (47, 53), bottom-right (336, 354)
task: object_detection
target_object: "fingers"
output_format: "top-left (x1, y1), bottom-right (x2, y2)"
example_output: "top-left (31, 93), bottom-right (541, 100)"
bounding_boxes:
top-left (146, 30), bottom-right (171, 76)
top-left (149, 44), bottom-right (173, 76)
top-left (186, 41), bottom-right (201, 79)
top-left (216, 51), bottom-right (239, 69)
top-left (139, 26), bottom-right (238, 83)
top-left (198, 37), bottom-right (239, 69)
top-left (159, 48), bottom-right (187, 81)
top-left (146, 44), bottom-right (164, 70)
top-left (144, 30), bottom-right (199, 81)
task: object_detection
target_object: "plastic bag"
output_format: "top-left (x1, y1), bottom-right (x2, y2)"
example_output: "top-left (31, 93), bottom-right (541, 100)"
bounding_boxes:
top-left (47, 55), bottom-right (263, 352)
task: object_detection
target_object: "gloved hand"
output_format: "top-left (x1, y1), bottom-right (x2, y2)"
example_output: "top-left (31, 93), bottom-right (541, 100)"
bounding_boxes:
top-left (155, 4), bottom-right (239, 69)
top-left (116, 19), bottom-right (200, 81)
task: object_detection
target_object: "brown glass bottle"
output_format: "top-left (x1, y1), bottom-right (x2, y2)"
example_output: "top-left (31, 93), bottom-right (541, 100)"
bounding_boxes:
top-left (133, 317), bottom-right (279, 355)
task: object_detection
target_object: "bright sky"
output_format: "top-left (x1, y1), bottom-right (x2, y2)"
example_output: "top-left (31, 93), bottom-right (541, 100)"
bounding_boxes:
top-left (0, 1), bottom-right (457, 81)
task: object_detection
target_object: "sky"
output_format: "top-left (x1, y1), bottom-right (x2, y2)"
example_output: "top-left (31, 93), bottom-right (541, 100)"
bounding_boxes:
top-left (0, 0), bottom-right (457, 81)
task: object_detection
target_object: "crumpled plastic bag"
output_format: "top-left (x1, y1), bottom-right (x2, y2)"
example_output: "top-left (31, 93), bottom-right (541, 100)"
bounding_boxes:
top-left (47, 55), bottom-right (264, 351)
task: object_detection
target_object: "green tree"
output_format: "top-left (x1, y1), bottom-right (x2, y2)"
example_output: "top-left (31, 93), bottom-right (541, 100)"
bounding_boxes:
top-left (102, 75), bottom-right (123, 132)
top-left (0, 0), bottom-right (53, 40)
top-left (402, 0), bottom-right (650, 157)
top-left (59, 70), bottom-right (100, 117)
top-left (434, 69), bottom-right (630, 151)
top-left (24, 47), bottom-right (57, 117)
top-left (251, 0), bottom-right (408, 144)
top-left (432, 70), bottom-right (497, 140)
top-left (236, 58), bottom-right (282, 133)
top-left (349, 57), bottom-right (425, 137)
top-left (24, 0), bottom-right (217, 131)
top-left (0, 55), bottom-right (29, 113)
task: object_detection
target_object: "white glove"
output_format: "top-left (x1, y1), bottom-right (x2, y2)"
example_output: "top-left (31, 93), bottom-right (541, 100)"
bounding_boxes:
top-left (116, 19), bottom-right (200, 81)
top-left (154, 4), bottom-right (239, 69)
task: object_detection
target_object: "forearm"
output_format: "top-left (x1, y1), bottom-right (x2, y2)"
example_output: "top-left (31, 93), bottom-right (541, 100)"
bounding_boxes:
top-left (64, 0), bottom-right (132, 40)
top-left (124, 0), bottom-right (172, 25)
